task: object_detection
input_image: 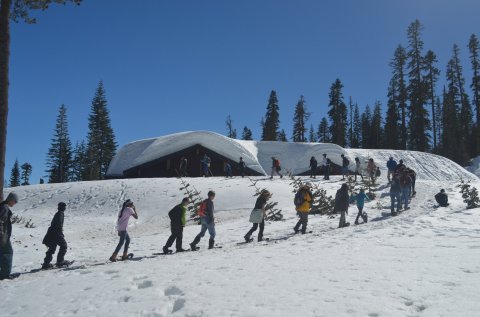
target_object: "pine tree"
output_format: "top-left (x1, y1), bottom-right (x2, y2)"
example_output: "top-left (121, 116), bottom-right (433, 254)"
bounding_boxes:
top-left (46, 104), bottom-right (73, 183)
top-left (468, 34), bottom-right (480, 156)
top-left (434, 96), bottom-right (443, 152)
top-left (71, 140), bottom-right (88, 181)
top-left (291, 96), bottom-right (310, 142)
top-left (327, 79), bottom-right (348, 146)
top-left (278, 129), bottom-right (288, 142)
top-left (9, 159), bottom-right (20, 187)
top-left (85, 81), bottom-right (117, 180)
top-left (424, 50), bottom-right (440, 151)
top-left (384, 79), bottom-right (401, 149)
top-left (351, 104), bottom-right (361, 148)
top-left (390, 45), bottom-right (408, 150)
top-left (370, 101), bottom-right (383, 148)
top-left (225, 115), bottom-right (237, 139)
top-left (348, 97), bottom-right (353, 147)
top-left (260, 117), bottom-right (266, 141)
top-left (262, 90), bottom-right (280, 141)
top-left (317, 117), bottom-right (330, 143)
top-left (20, 162), bottom-right (32, 185)
top-left (241, 126), bottom-right (253, 140)
top-left (406, 20), bottom-right (430, 151)
top-left (361, 105), bottom-right (372, 148)
top-left (308, 125), bottom-right (316, 142)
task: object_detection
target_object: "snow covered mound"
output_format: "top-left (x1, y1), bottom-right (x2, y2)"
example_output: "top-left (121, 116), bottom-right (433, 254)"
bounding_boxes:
top-left (108, 131), bottom-right (477, 181)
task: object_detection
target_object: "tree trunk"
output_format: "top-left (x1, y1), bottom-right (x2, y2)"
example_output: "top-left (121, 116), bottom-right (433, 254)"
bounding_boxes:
top-left (0, 0), bottom-right (11, 201)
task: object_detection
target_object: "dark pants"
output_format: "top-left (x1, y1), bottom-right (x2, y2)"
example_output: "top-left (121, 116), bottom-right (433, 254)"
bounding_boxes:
top-left (240, 168), bottom-right (245, 178)
top-left (355, 206), bottom-right (364, 224)
top-left (294, 212), bottom-right (309, 233)
top-left (0, 241), bottom-right (13, 279)
top-left (245, 219), bottom-right (265, 240)
top-left (410, 179), bottom-right (416, 196)
top-left (324, 166), bottom-right (330, 180)
top-left (310, 167), bottom-right (317, 178)
top-left (390, 191), bottom-right (401, 213)
top-left (114, 231), bottom-right (130, 254)
top-left (165, 222), bottom-right (183, 250)
top-left (44, 235), bottom-right (68, 265)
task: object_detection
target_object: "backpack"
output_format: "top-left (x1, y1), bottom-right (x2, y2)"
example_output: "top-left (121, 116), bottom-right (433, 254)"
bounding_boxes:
top-left (326, 158), bottom-right (331, 165)
top-left (294, 191), bottom-right (304, 207)
top-left (274, 159), bottom-right (280, 167)
top-left (197, 200), bottom-right (207, 217)
top-left (375, 167), bottom-right (381, 177)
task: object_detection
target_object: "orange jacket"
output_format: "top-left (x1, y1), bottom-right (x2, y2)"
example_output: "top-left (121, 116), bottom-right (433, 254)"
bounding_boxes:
top-left (296, 191), bottom-right (312, 213)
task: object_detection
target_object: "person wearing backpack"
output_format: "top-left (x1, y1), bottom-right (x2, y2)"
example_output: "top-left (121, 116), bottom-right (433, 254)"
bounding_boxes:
top-left (109, 199), bottom-right (138, 262)
top-left (0, 193), bottom-right (18, 280)
top-left (41, 202), bottom-right (72, 269)
top-left (270, 157), bottom-right (283, 179)
top-left (386, 157), bottom-right (397, 183)
top-left (350, 189), bottom-right (369, 225)
top-left (244, 189), bottom-right (271, 242)
top-left (390, 174), bottom-right (402, 215)
top-left (190, 190), bottom-right (216, 250)
top-left (239, 157), bottom-right (246, 178)
top-left (341, 154), bottom-right (350, 180)
top-left (354, 157), bottom-right (363, 182)
top-left (309, 156), bottom-right (318, 179)
top-left (322, 154), bottom-right (330, 180)
top-left (334, 184), bottom-right (350, 228)
top-left (163, 198), bottom-right (189, 254)
top-left (293, 185), bottom-right (312, 234)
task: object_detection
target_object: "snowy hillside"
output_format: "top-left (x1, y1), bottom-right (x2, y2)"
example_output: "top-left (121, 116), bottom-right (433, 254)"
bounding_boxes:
top-left (1, 150), bottom-right (479, 316)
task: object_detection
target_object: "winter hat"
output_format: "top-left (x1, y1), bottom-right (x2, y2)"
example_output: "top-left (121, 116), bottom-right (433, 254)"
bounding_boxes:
top-left (6, 192), bottom-right (18, 203)
top-left (58, 202), bottom-right (67, 211)
top-left (440, 189), bottom-right (445, 193)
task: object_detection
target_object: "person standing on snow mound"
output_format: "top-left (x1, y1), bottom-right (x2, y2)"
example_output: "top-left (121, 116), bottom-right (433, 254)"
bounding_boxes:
top-left (244, 189), bottom-right (271, 242)
top-left (322, 154), bottom-right (330, 180)
top-left (309, 156), bottom-right (318, 179)
top-left (399, 169), bottom-right (412, 210)
top-left (110, 199), bottom-right (138, 262)
top-left (0, 193), bottom-right (18, 280)
top-left (341, 154), bottom-right (350, 180)
top-left (293, 185), bottom-right (312, 234)
top-left (366, 158), bottom-right (377, 183)
top-left (201, 154), bottom-right (211, 177)
top-left (42, 202), bottom-right (72, 269)
top-left (334, 184), bottom-right (350, 228)
top-left (190, 191), bottom-right (216, 250)
top-left (407, 168), bottom-right (417, 197)
top-left (354, 157), bottom-right (363, 182)
top-left (239, 157), bottom-right (246, 178)
top-left (386, 157), bottom-right (397, 183)
top-left (435, 189), bottom-right (449, 207)
top-left (179, 157), bottom-right (188, 177)
top-left (163, 198), bottom-right (189, 254)
top-left (270, 157), bottom-right (283, 179)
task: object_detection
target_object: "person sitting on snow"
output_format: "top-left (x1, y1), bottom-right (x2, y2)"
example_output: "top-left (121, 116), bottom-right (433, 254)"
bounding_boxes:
top-left (435, 189), bottom-right (449, 207)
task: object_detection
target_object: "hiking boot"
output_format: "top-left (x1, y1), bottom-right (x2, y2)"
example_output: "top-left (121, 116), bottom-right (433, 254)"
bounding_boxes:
top-left (56, 260), bottom-right (72, 267)
top-left (244, 235), bottom-right (252, 243)
top-left (208, 239), bottom-right (215, 249)
top-left (190, 236), bottom-right (201, 251)
top-left (42, 263), bottom-right (53, 270)
top-left (162, 246), bottom-right (170, 254)
top-left (176, 248), bottom-right (186, 253)
top-left (109, 253), bottom-right (118, 262)
top-left (354, 221), bottom-right (359, 225)
top-left (121, 253), bottom-right (129, 260)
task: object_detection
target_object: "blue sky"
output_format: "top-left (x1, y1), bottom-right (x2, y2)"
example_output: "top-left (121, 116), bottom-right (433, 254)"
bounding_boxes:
top-left (6, 0), bottom-right (480, 184)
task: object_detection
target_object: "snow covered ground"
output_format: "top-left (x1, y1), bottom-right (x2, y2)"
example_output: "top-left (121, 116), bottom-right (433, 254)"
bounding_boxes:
top-left (2, 152), bottom-right (480, 316)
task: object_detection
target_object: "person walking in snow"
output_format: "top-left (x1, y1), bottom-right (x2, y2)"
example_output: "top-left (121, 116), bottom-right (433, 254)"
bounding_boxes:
top-left (322, 154), bottom-right (330, 180)
top-left (386, 157), bottom-right (397, 183)
top-left (244, 189), bottom-right (271, 242)
top-left (341, 154), bottom-right (350, 180)
top-left (435, 189), bottom-right (449, 207)
top-left (224, 161), bottom-right (233, 178)
top-left (42, 202), bottom-right (71, 269)
top-left (190, 191), bottom-right (216, 250)
top-left (0, 193), bottom-right (18, 280)
top-left (334, 184), bottom-right (350, 228)
top-left (309, 156), bottom-right (318, 179)
top-left (407, 168), bottom-right (417, 197)
top-left (110, 199), bottom-right (138, 262)
top-left (201, 154), bottom-right (211, 177)
top-left (238, 157), bottom-right (246, 178)
top-left (389, 174), bottom-right (402, 215)
top-left (350, 189), bottom-right (369, 225)
top-left (366, 158), bottom-right (377, 183)
top-left (399, 169), bottom-right (412, 210)
top-left (179, 157), bottom-right (188, 177)
top-left (294, 185), bottom-right (312, 234)
top-left (163, 198), bottom-right (189, 254)
top-left (270, 157), bottom-right (283, 179)
top-left (354, 157), bottom-right (363, 182)
top-left (394, 159), bottom-right (405, 173)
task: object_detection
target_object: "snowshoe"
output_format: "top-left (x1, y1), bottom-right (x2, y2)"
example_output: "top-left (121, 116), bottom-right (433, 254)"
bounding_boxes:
top-left (176, 248), bottom-right (187, 253)
top-left (56, 260), bottom-right (74, 268)
top-left (244, 236), bottom-right (254, 243)
top-left (119, 253), bottom-right (134, 261)
top-left (362, 212), bottom-right (368, 223)
top-left (41, 263), bottom-right (54, 270)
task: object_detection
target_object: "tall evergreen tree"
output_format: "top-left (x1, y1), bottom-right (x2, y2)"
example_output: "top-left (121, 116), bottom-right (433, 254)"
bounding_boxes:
top-left (46, 104), bottom-right (72, 183)
top-left (361, 105), bottom-right (372, 149)
top-left (308, 125), bottom-right (316, 142)
top-left (225, 115), bottom-right (237, 139)
top-left (262, 90), bottom-right (280, 141)
top-left (291, 96), bottom-right (310, 142)
top-left (468, 34), bottom-right (480, 155)
top-left (442, 82), bottom-right (467, 164)
top-left (85, 81), bottom-right (117, 180)
top-left (351, 104), bottom-right (361, 148)
top-left (424, 50), bottom-right (440, 151)
top-left (384, 79), bottom-right (401, 149)
top-left (451, 44), bottom-right (474, 157)
top-left (434, 96), bottom-right (443, 152)
top-left (71, 140), bottom-right (88, 181)
top-left (20, 162), bottom-right (32, 185)
top-left (9, 158), bottom-right (19, 187)
top-left (278, 129), bottom-right (287, 142)
top-left (390, 45), bottom-right (408, 150)
top-left (327, 79), bottom-right (347, 146)
top-left (348, 97), bottom-right (353, 147)
top-left (370, 101), bottom-right (383, 148)
top-left (241, 126), bottom-right (253, 140)
top-left (317, 117), bottom-right (330, 143)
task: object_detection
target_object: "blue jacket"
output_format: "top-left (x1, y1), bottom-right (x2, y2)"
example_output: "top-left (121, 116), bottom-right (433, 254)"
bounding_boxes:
top-left (387, 159), bottom-right (397, 171)
top-left (351, 192), bottom-right (370, 208)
